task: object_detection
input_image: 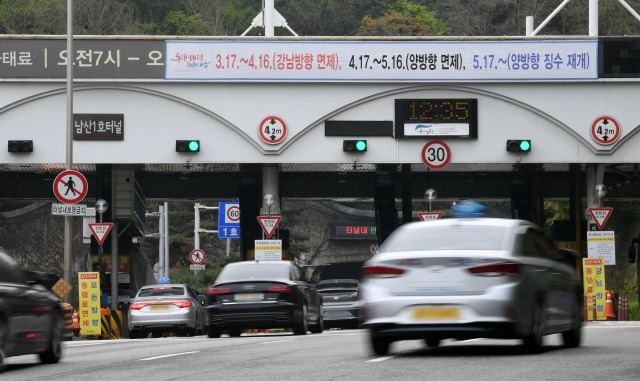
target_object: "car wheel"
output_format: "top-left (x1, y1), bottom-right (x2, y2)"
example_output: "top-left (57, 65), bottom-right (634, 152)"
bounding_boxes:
top-left (309, 306), bottom-right (324, 334)
top-left (562, 296), bottom-right (582, 348)
top-left (39, 313), bottom-right (63, 364)
top-left (227, 328), bottom-right (243, 337)
top-left (425, 338), bottom-right (441, 348)
top-left (370, 332), bottom-right (391, 356)
top-left (522, 302), bottom-right (545, 354)
top-left (292, 305), bottom-right (308, 335)
top-left (207, 327), bottom-right (222, 338)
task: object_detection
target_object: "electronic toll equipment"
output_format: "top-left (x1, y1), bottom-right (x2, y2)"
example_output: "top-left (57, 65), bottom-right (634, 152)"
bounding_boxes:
top-left (395, 99), bottom-right (478, 138)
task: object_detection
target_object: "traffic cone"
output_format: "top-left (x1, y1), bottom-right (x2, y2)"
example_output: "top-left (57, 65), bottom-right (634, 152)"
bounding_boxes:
top-left (603, 291), bottom-right (616, 320)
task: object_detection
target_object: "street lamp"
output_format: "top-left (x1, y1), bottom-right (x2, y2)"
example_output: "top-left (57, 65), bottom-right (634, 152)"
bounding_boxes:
top-left (95, 199), bottom-right (108, 264)
top-left (424, 188), bottom-right (438, 212)
top-left (594, 184), bottom-right (607, 207)
top-left (263, 193), bottom-right (275, 216)
top-left (96, 199), bottom-right (109, 222)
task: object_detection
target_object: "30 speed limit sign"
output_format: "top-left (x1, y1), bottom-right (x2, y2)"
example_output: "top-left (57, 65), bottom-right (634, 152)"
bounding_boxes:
top-left (421, 140), bottom-right (451, 169)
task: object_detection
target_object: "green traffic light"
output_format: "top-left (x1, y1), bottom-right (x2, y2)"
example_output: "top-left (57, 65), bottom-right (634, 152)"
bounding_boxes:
top-left (188, 140), bottom-right (200, 152)
top-left (355, 140), bottom-right (367, 151)
top-left (519, 140), bottom-right (531, 151)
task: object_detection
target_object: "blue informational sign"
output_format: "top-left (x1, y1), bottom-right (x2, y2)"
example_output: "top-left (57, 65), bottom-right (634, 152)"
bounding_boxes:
top-left (218, 202), bottom-right (240, 239)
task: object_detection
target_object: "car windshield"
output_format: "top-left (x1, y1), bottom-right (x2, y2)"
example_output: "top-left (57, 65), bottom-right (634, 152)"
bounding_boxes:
top-left (217, 263), bottom-right (289, 281)
top-left (380, 225), bottom-right (507, 252)
top-left (137, 286), bottom-right (185, 297)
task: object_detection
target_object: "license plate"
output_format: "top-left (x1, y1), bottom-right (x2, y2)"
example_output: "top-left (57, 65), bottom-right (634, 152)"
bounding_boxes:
top-left (235, 293), bottom-right (263, 302)
top-left (412, 307), bottom-right (460, 321)
top-left (149, 305), bottom-right (171, 311)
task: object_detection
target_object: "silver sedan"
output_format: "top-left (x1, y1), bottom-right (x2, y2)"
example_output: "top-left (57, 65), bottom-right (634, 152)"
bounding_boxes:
top-left (359, 217), bottom-right (582, 355)
top-left (128, 284), bottom-right (205, 338)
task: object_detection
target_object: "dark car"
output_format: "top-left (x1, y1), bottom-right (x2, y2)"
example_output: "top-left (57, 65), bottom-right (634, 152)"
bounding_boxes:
top-left (128, 284), bottom-right (205, 338)
top-left (0, 250), bottom-right (64, 372)
top-left (205, 260), bottom-right (324, 337)
top-left (316, 279), bottom-right (360, 329)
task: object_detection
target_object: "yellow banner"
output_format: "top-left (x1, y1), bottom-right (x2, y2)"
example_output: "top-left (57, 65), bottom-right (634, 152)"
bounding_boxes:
top-left (582, 258), bottom-right (606, 320)
top-left (78, 272), bottom-right (102, 335)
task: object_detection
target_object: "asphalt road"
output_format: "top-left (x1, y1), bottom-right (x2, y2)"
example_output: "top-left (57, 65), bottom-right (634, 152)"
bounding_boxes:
top-left (2, 322), bottom-right (639, 381)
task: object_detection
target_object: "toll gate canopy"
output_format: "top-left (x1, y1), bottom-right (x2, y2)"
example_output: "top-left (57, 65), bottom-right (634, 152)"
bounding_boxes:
top-left (2, 35), bottom-right (640, 238)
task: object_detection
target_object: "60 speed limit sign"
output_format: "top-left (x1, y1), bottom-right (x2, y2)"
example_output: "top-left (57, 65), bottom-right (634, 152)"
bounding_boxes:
top-left (421, 140), bottom-right (451, 169)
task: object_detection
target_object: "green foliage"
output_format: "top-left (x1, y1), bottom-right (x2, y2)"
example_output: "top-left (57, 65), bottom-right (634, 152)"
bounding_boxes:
top-left (169, 254), bottom-right (239, 295)
top-left (358, 0), bottom-right (449, 36)
top-left (159, 11), bottom-right (206, 35)
top-left (628, 300), bottom-right (640, 321)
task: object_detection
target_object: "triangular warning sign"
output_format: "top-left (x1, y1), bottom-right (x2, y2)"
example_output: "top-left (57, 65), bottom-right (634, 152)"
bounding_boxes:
top-left (89, 223), bottom-right (113, 245)
top-left (257, 216), bottom-right (282, 238)
top-left (588, 207), bottom-right (613, 230)
top-left (418, 212), bottom-right (443, 221)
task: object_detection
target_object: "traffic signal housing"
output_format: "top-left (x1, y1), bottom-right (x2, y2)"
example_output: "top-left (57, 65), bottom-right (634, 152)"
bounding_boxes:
top-left (176, 140), bottom-right (200, 152)
top-left (343, 139), bottom-right (367, 152)
top-left (506, 139), bottom-right (531, 152)
top-left (8, 140), bottom-right (33, 153)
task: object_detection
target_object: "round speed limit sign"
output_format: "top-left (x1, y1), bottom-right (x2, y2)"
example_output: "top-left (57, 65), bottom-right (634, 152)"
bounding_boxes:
top-left (421, 140), bottom-right (451, 169)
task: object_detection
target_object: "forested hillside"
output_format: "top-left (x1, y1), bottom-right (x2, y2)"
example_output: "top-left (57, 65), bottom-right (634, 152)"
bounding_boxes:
top-left (2, 0), bottom-right (640, 37)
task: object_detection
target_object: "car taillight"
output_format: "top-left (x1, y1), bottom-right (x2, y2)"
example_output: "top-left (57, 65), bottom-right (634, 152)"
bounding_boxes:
top-left (361, 265), bottom-right (406, 278)
top-left (173, 300), bottom-right (192, 308)
top-left (267, 285), bottom-right (293, 293)
top-left (129, 300), bottom-right (193, 310)
top-left (468, 262), bottom-right (519, 276)
top-left (208, 287), bottom-right (232, 296)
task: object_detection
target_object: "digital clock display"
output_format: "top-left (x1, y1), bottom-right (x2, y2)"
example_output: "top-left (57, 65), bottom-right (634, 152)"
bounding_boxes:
top-left (330, 224), bottom-right (378, 240)
top-left (395, 99), bottom-right (478, 138)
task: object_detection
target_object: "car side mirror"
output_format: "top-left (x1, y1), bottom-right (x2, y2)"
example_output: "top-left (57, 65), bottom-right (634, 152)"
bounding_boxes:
top-left (198, 295), bottom-right (205, 305)
top-left (310, 276), bottom-right (320, 285)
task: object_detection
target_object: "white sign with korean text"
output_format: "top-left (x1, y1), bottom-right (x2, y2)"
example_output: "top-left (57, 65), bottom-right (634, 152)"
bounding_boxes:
top-left (52, 203), bottom-right (87, 216)
top-left (255, 240), bottom-right (282, 261)
top-left (166, 40), bottom-right (597, 81)
top-left (587, 231), bottom-right (616, 265)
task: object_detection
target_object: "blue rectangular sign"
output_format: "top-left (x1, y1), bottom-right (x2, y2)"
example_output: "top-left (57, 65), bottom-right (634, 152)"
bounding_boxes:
top-left (218, 202), bottom-right (240, 239)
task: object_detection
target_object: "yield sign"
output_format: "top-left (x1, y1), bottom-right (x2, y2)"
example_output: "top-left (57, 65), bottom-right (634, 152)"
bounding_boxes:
top-left (418, 212), bottom-right (443, 221)
top-left (257, 216), bottom-right (282, 238)
top-left (89, 223), bottom-right (113, 245)
top-left (588, 207), bottom-right (613, 230)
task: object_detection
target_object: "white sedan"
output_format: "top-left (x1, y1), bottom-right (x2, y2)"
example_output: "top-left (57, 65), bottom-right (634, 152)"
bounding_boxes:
top-left (359, 216), bottom-right (582, 355)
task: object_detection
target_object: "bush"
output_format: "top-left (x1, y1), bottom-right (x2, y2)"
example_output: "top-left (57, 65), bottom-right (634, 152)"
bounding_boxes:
top-left (628, 300), bottom-right (640, 321)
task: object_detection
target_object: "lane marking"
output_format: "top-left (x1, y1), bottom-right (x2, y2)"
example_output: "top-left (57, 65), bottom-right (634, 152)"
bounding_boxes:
top-left (367, 356), bottom-right (396, 362)
top-left (259, 340), bottom-right (292, 344)
top-left (139, 351), bottom-right (200, 361)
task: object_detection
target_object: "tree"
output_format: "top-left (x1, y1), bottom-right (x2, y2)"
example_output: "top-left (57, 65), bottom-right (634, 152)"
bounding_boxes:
top-left (357, 0), bottom-right (449, 36)
top-left (0, 0), bottom-right (66, 34)
top-left (158, 10), bottom-right (207, 35)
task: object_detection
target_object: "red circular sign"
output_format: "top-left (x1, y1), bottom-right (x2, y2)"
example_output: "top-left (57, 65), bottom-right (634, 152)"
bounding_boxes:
top-left (591, 116), bottom-right (620, 145)
top-left (227, 205), bottom-right (240, 222)
top-left (421, 140), bottom-right (451, 169)
top-left (53, 170), bottom-right (88, 204)
top-left (189, 249), bottom-right (206, 265)
top-left (259, 116), bottom-right (287, 144)
top-left (368, 242), bottom-right (379, 256)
